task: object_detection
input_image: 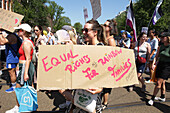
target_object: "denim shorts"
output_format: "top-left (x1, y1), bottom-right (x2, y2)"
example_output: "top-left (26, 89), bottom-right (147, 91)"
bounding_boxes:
top-left (149, 54), bottom-right (156, 61)
top-left (136, 61), bottom-right (145, 73)
top-left (6, 63), bottom-right (17, 69)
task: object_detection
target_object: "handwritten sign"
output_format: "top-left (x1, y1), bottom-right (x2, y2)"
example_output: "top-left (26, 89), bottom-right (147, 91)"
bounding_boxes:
top-left (0, 8), bottom-right (24, 32)
top-left (90, 0), bottom-right (101, 20)
top-left (37, 45), bottom-right (138, 90)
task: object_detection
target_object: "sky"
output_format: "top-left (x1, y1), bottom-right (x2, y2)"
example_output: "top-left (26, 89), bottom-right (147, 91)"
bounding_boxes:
top-left (52, 0), bottom-right (131, 26)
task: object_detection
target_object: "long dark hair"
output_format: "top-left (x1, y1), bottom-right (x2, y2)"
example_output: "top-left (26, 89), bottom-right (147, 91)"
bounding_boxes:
top-left (138, 32), bottom-right (147, 41)
top-left (86, 19), bottom-right (107, 45)
top-left (35, 25), bottom-right (43, 35)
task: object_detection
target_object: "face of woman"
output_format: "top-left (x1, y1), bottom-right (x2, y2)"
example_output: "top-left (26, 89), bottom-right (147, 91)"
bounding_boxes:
top-left (34, 26), bottom-right (41, 35)
top-left (104, 21), bottom-right (110, 32)
top-left (83, 23), bottom-right (97, 43)
top-left (140, 34), bottom-right (147, 41)
top-left (18, 29), bottom-right (24, 37)
top-left (163, 36), bottom-right (168, 43)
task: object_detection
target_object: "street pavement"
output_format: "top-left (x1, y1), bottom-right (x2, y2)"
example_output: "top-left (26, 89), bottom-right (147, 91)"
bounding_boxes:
top-left (0, 69), bottom-right (170, 113)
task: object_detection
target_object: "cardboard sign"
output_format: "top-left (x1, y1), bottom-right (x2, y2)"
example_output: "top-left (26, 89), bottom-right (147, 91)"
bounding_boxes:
top-left (0, 8), bottom-right (24, 32)
top-left (37, 45), bottom-right (138, 90)
top-left (141, 27), bottom-right (148, 34)
top-left (90, 0), bottom-right (101, 20)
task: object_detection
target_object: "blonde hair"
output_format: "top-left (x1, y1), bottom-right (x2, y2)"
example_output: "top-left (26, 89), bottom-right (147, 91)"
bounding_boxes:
top-left (68, 30), bottom-right (77, 45)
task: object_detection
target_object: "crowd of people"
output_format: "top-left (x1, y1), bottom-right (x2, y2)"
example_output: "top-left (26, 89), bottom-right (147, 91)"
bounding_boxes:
top-left (0, 18), bottom-right (170, 113)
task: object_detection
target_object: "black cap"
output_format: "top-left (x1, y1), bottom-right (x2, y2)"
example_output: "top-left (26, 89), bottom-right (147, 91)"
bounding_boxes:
top-left (160, 32), bottom-right (170, 37)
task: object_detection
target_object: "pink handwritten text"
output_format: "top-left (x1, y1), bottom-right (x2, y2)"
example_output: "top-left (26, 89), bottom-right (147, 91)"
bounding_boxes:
top-left (98, 48), bottom-right (122, 65)
top-left (65, 55), bottom-right (90, 73)
top-left (42, 49), bottom-right (78, 72)
top-left (82, 67), bottom-right (99, 80)
top-left (108, 59), bottom-right (132, 81)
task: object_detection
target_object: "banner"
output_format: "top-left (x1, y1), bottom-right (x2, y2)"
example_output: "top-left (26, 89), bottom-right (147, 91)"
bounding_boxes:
top-left (0, 8), bottom-right (24, 32)
top-left (83, 8), bottom-right (88, 19)
top-left (90, 0), bottom-right (101, 20)
top-left (37, 45), bottom-right (138, 90)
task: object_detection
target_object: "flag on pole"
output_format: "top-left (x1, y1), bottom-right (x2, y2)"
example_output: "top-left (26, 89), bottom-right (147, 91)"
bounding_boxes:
top-left (83, 8), bottom-right (88, 19)
top-left (152, 0), bottom-right (164, 25)
top-left (126, 0), bottom-right (137, 42)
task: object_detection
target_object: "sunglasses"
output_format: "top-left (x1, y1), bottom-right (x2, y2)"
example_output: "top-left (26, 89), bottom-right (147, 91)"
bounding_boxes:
top-left (0, 33), bottom-right (2, 34)
top-left (34, 30), bottom-right (39, 32)
top-left (103, 24), bottom-right (110, 27)
top-left (82, 28), bottom-right (94, 33)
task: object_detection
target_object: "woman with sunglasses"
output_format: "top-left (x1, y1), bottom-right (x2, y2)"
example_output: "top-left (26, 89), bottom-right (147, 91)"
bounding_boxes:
top-left (6, 23), bottom-right (35, 113)
top-left (100, 19), bottom-right (117, 110)
top-left (75, 19), bottom-right (105, 113)
top-left (33, 25), bottom-right (46, 88)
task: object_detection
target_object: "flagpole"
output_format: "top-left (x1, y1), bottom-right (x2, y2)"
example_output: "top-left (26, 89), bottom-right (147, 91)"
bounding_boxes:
top-left (147, 11), bottom-right (155, 28)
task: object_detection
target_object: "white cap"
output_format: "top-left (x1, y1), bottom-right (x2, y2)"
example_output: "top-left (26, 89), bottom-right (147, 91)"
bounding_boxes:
top-left (48, 27), bottom-right (51, 31)
top-left (14, 23), bottom-right (32, 33)
top-left (56, 29), bottom-right (70, 42)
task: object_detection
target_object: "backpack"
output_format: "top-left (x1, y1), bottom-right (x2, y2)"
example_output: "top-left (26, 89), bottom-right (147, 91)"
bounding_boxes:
top-left (23, 40), bottom-right (37, 63)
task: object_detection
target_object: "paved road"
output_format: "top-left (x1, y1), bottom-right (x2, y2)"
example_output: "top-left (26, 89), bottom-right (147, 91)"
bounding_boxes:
top-left (0, 69), bottom-right (170, 113)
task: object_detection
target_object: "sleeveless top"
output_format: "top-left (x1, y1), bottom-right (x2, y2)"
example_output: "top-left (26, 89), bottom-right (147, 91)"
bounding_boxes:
top-left (5, 43), bottom-right (19, 64)
top-left (35, 36), bottom-right (46, 52)
top-left (18, 39), bottom-right (34, 60)
top-left (134, 42), bottom-right (148, 60)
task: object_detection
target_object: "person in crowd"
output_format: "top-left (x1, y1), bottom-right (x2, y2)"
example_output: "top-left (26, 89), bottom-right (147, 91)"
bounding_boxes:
top-left (131, 32), bottom-right (151, 92)
top-left (100, 19), bottom-right (117, 110)
top-left (77, 19), bottom-right (105, 113)
top-left (118, 31), bottom-right (131, 48)
top-left (57, 29), bottom-right (75, 109)
top-left (148, 32), bottom-right (170, 106)
top-left (145, 29), bottom-right (158, 83)
top-left (43, 30), bottom-right (48, 44)
top-left (103, 19), bottom-right (116, 46)
top-left (0, 31), bottom-right (6, 75)
top-left (0, 29), bottom-right (21, 93)
top-left (34, 25), bottom-right (46, 88)
top-left (46, 32), bottom-right (55, 45)
top-left (5, 23), bottom-right (35, 113)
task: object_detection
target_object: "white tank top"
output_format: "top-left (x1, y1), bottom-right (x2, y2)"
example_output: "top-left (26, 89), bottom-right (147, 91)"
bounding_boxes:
top-left (134, 41), bottom-right (148, 59)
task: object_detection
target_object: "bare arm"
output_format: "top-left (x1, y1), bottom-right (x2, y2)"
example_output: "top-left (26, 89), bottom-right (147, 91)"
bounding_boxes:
top-left (86, 88), bottom-right (103, 95)
top-left (146, 43), bottom-right (151, 62)
top-left (108, 37), bottom-right (116, 47)
top-left (23, 41), bottom-right (32, 81)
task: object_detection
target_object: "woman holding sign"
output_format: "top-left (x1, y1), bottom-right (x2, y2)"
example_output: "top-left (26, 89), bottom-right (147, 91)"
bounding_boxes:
top-left (72, 19), bottom-right (105, 113)
top-left (131, 32), bottom-right (151, 92)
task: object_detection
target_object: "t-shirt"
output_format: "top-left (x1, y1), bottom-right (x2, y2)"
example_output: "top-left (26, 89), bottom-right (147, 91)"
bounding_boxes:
top-left (48, 35), bottom-right (55, 45)
top-left (119, 38), bottom-right (130, 48)
top-left (159, 44), bottom-right (170, 62)
top-left (147, 38), bottom-right (158, 54)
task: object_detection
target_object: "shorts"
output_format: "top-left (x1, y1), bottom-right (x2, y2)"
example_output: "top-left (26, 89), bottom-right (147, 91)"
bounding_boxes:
top-left (102, 88), bottom-right (112, 94)
top-left (16, 62), bottom-right (35, 86)
top-left (149, 54), bottom-right (156, 61)
top-left (156, 61), bottom-right (170, 80)
top-left (136, 61), bottom-right (145, 73)
top-left (0, 50), bottom-right (6, 62)
top-left (6, 63), bottom-right (17, 69)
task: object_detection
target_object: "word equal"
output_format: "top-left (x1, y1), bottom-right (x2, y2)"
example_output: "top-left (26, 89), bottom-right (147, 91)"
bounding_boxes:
top-left (42, 49), bottom-right (78, 72)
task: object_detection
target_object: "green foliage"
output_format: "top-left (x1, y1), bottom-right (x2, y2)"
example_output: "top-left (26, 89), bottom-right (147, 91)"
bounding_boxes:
top-left (115, 0), bottom-right (170, 36)
top-left (54, 16), bottom-right (71, 31)
top-left (73, 22), bottom-right (83, 34)
top-left (13, 0), bottom-right (49, 27)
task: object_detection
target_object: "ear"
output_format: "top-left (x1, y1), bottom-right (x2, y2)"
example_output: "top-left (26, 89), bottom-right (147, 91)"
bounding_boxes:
top-left (94, 30), bottom-right (97, 36)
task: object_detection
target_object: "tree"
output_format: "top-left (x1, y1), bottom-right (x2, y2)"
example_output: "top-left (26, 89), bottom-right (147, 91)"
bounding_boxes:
top-left (73, 22), bottom-right (83, 34)
top-left (115, 0), bottom-right (170, 36)
top-left (54, 16), bottom-right (71, 31)
top-left (13, 0), bottom-right (48, 27)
